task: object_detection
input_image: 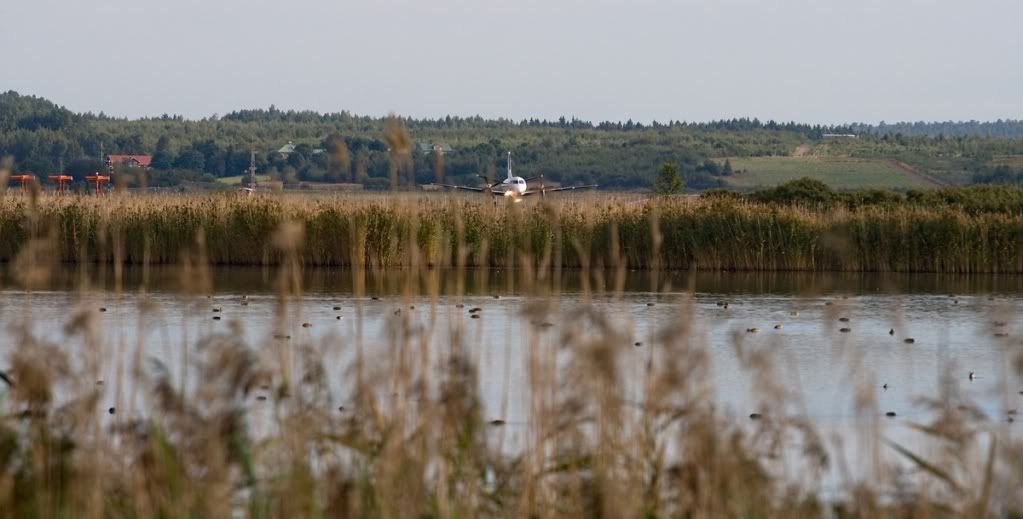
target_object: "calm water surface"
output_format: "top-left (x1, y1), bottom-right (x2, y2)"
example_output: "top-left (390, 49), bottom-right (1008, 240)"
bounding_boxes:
top-left (2, 267), bottom-right (1021, 489)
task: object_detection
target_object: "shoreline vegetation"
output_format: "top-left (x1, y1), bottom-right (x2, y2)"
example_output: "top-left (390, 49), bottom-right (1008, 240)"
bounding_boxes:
top-left (5, 182), bottom-right (1023, 273)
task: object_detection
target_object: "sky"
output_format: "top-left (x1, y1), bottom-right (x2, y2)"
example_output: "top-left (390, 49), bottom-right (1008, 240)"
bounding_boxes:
top-left (3, 0), bottom-right (1022, 124)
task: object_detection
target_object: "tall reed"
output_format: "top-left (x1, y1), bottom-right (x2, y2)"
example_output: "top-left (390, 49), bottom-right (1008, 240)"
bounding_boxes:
top-left (2, 193), bottom-right (1023, 273)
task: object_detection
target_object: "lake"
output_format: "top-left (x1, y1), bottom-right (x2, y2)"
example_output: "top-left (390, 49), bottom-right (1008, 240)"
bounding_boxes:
top-left (2, 266), bottom-right (1021, 492)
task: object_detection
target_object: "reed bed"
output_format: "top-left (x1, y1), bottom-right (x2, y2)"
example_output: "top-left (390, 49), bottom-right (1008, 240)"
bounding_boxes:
top-left (1, 211), bottom-right (1021, 519)
top-left (3, 192), bottom-right (1023, 273)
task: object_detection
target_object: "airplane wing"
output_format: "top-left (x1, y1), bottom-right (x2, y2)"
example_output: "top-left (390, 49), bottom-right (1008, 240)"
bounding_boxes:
top-left (431, 183), bottom-right (486, 192)
top-left (522, 184), bottom-right (598, 197)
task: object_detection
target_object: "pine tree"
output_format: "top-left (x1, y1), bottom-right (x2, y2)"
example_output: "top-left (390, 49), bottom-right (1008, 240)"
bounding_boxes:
top-left (722, 159), bottom-right (734, 176)
top-left (654, 162), bottom-right (682, 195)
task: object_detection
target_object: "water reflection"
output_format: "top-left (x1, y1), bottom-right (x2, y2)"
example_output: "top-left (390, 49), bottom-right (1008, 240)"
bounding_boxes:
top-left (7, 265), bottom-right (1023, 297)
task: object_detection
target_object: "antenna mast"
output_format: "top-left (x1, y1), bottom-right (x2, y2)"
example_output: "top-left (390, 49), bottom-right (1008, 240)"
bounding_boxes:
top-left (248, 149), bottom-right (257, 190)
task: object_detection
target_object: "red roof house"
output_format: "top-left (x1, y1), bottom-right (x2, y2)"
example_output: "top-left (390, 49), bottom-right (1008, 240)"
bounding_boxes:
top-left (106, 154), bottom-right (153, 168)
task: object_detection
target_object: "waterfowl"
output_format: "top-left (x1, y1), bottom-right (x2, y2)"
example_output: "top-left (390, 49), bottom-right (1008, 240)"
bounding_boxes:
top-left (969, 371), bottom-right (976, 380)
top-left (882, 383), bottom-right (888, 390)
top-left (774, 324), bottom-right (783, 330)
top-left (889, 328), bottom-right (895, 336)
top-left (885, 411), bottom-right (896, 417)
top-left (489, 419), bottom-right (506, 426)
top-left (749, 413), bottom-right (762, 420)
top-left (838, 317), bottom-right (850, 322)
top-left (839, 328), bottom-right (851, 333)
top-left (302, 322), bottom-right (312, 328)
top-left (904, 338), bottom-right (915, 344)
top-left (746, 328), bottom-right (759, 333)
top-left (333, 306), bottom-right (341, 311)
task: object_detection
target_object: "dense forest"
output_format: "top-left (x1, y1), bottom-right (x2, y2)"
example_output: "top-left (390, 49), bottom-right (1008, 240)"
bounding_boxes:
top-left (2, 90), bottom-right (1023, 191)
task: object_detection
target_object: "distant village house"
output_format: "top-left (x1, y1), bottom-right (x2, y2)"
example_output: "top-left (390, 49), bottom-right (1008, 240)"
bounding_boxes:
top-left (277, 142), bottom-right (297, 156)
top-left (417, 143), bottom-right (454, 154)
top-left (277, 141), bottom-right (325, 157)
top-left (106, 154), bottom-right (153, 168)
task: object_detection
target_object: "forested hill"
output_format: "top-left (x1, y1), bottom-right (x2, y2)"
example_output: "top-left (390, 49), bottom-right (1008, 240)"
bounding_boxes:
top-left (849, 120), bottom-right (1023, 138)
top-left (2, 90), bottom-right (1023, 191)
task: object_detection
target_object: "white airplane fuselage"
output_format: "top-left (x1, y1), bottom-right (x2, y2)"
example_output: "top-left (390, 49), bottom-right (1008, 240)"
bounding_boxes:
top-left (499, 176), bottom-right (528, 197)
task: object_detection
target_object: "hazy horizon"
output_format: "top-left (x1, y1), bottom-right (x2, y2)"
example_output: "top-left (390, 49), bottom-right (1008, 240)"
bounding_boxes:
top-left (4, 0), bottom-right (1021, 125)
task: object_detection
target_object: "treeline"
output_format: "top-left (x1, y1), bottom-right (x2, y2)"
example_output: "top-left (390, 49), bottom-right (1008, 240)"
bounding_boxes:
top-left (3, 90), bottom-right (1023, 191)
top-left (849, 120), bottom-right (1023, 138)
top-left (0, 92), bottom-right (795, 190)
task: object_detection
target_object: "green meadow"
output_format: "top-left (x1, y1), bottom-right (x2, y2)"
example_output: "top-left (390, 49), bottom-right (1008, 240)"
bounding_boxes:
top-left (724, 157), bottom-right (931, 190)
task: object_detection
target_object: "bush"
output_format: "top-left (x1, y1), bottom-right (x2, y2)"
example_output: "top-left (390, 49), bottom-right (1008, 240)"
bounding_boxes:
top-left (747, 178), bottom-right (837, 206)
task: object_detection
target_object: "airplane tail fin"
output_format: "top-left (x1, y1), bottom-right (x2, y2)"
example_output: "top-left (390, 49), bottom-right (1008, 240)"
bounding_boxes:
top-left (506, 151), bottom-right (513, 180)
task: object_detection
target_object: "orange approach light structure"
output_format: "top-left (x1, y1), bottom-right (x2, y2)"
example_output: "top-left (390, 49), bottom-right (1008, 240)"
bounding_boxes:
top-left (48, 175), bottom-right (73, 193)
top-left (9, 175), bottom-right (35, 193)
top-left (85, 173), bottom-right (110, 194)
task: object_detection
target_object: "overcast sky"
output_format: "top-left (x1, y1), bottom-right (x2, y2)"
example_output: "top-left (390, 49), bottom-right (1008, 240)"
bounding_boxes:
top-left (3, 0), bottom-right (1021, 124)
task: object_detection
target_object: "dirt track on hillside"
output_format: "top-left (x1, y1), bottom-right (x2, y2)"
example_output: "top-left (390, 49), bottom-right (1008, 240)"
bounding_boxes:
top-left (889, 160), bottom-right (947, 188)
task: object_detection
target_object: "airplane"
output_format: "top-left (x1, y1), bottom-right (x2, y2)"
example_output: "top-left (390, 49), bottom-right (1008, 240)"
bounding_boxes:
top-left (431, 152), bottom-right (597, 201)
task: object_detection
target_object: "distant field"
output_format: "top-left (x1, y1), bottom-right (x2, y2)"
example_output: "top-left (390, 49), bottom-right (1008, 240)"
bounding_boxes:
top-left (723, 157), bottom-right (931, 190)
top-left (218, 174), bottom-right (271, 185)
